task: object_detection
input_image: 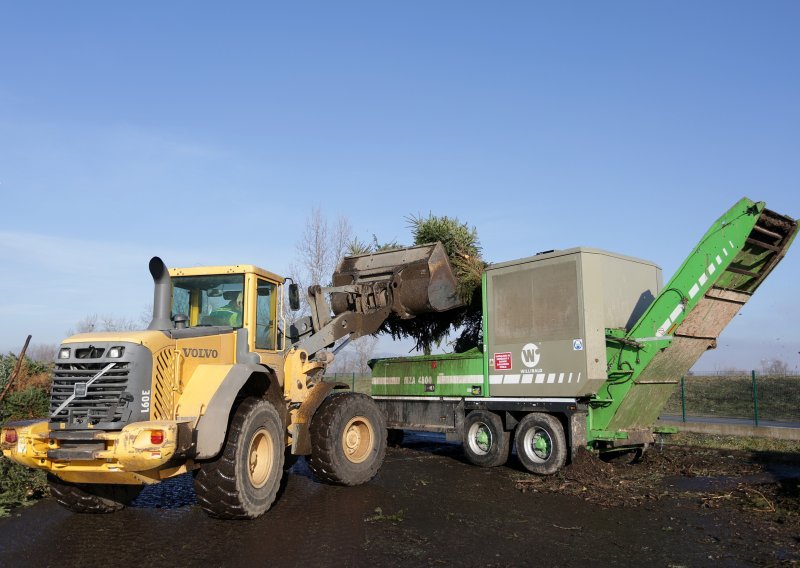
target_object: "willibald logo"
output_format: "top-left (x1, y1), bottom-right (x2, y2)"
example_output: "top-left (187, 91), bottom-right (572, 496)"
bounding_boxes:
top-left (520, 343), bottom-right (540, 368)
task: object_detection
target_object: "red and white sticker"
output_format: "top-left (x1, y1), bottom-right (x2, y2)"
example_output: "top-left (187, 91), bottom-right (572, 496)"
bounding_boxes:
top-left (494, 352), bottom-right (512, 370)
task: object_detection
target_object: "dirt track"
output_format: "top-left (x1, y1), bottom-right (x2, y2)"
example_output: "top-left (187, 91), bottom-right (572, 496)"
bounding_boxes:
top-left (0, 433), bottom-right (797, 567)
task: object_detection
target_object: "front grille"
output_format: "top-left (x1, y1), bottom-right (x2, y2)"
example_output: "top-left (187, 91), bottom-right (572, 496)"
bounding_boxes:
top-left (50, 361), bottom-right (132, 426)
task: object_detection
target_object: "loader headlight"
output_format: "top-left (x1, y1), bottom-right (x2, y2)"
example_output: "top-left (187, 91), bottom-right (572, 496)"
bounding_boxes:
top-left (108, 346), bottom-right (125, 358)
top-left (59, 348), bottom-right (71, 360)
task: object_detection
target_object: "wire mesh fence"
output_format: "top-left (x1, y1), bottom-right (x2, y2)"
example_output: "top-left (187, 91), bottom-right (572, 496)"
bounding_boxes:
top-left (662, 372), bottom-right (800, 425)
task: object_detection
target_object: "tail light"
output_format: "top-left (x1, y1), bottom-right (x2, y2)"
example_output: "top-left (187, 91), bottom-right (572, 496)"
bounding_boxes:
top-left (150, 430), bottom-right (164, 445)
top-left (3, 429), bottom-right (18, 444)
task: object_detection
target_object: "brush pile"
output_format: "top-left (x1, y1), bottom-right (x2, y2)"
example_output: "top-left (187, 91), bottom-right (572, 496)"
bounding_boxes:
top-left (349, 214), bottom-right (486, 354)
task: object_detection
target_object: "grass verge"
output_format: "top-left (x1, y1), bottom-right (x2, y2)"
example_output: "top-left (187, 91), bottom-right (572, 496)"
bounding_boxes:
top-left (663, 431), bottom-right (800, 454)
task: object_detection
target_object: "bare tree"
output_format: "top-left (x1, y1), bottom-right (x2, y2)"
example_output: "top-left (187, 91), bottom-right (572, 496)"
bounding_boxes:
top-left (26, 343), bottom-right (59, 363)
top-left (760, 358), bottom-right (790, 377)
top-left (351, 335), bottom-right (378, 374)
top-left (68, 314), bottom-right (99, 335)
top-left (323, 337), bottom-right (379, 375)
top-left (713, 365), bottom-right (746, 377)
top-left (100, 315), bottom-right (140, 332)
top-left (287, 209), bottom-right (381, 372)
top-left (139, 303), bottom-right (153, 328)
top-left (67, 313), bottom-right (142, 336)
top-left (332, 216), bottom-right (354, 269)
top-left (327, 350), bottom-right (354, 374)
top-left (289, 207), bottom-right (353, 315)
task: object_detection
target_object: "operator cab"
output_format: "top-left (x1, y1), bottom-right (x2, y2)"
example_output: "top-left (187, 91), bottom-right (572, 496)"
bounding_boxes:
top-left (168, 264), bottom-right (285, 351)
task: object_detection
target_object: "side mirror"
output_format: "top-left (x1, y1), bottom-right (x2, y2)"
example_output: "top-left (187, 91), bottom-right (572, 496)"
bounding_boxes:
top-left (288, 283), bottom-right (300, 311)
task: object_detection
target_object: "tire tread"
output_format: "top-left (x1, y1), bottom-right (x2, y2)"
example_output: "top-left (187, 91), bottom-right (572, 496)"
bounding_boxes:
top-left (194, 398), bottom-right (284, 519)
top-left (307, 392), bottom-right (386, 486)
top-left (48, 474), bottom-right (141, 514)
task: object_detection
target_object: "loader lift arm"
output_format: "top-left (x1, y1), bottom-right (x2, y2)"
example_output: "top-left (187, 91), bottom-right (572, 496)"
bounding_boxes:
top-left (282, 243), bottom-right (464, 454)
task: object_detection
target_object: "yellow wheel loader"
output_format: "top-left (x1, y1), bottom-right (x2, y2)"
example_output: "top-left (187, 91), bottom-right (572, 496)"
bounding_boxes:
top-left (1, 246), bottom-right (463, 519)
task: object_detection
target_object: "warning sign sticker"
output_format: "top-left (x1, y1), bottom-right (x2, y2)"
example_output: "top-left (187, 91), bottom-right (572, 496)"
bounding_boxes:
top-left (494, 352), bottom-right (512, 371)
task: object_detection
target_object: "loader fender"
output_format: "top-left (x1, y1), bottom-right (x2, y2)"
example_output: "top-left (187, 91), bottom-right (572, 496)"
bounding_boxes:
top-left (176, 363), bottom-right (280, 459)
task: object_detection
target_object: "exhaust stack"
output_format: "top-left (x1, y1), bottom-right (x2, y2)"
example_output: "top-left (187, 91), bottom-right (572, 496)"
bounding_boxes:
top-left (147, 256), bottom-right (173, 331)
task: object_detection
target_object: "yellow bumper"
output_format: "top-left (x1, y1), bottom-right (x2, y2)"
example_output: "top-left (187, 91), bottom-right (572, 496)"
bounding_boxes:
top-left (1, 419), bottom-right (182, 483)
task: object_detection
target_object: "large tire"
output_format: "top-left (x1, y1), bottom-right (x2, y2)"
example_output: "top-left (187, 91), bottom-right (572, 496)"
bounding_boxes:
top-left (307, 392), bottom-right (387, 486)
top-left (194, 398), bottom-right (284, 519)
top-left (514, 413), bottom-right (567, 475)
top-left (48, 474), bottom-right (142, 514)
top-left (463, 410), bottom-right (510, 468)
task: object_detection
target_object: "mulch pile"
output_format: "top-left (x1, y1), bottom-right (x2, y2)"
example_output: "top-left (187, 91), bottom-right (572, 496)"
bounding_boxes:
top-left (516, 445), bottom-right (799, 521)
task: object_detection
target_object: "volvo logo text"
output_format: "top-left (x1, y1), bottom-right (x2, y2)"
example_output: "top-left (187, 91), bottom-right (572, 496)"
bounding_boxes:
top-left (182, 348), bottom-right (219, 358)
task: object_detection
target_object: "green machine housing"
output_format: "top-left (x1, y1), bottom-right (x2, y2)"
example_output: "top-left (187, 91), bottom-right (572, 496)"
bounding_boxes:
top-left (370, 198), bottom-right (797, 469)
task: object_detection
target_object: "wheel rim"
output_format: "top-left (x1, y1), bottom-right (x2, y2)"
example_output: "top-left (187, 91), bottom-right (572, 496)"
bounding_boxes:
top-left (522, 427), bottom-right (552, 463)
top-left (342, 416), bottom-right (374, 464)
top-left (467, 421), bottom-right (492, 456)
top-left (248, 428), bottom-right (274, 488)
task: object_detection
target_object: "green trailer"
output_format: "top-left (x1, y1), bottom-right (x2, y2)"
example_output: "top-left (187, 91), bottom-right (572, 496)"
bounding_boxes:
top-left (369, 198), bottom-right (797, 474)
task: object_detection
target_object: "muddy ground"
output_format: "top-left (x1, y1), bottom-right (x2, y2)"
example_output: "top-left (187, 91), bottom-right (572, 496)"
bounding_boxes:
top-left (0, 432), bottom-right (798, 567)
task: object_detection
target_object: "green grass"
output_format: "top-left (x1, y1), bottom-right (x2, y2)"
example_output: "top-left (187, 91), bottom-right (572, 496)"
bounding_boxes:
top-left (665, 431), bottom-right (800, 454)
top-left (662, 374), bottom-right (800, 423)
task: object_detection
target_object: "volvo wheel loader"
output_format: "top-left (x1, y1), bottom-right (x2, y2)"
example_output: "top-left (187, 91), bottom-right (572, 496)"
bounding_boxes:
top-left (1, 244), bottom-right (463, 519)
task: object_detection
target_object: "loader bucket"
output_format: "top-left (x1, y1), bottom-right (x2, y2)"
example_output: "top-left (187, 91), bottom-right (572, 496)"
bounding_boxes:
top-left (330, 243), bottom-right (465, 319)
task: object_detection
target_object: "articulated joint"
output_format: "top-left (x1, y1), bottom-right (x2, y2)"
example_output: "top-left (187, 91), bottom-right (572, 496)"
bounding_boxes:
top-left (283, 347), bottom-right (329, 404)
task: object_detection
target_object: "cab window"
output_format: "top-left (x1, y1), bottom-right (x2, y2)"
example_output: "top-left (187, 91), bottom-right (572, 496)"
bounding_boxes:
top-left (256, 279), bottom-right (277, 349)
top-left (171, 275), bottom-right (245, 328)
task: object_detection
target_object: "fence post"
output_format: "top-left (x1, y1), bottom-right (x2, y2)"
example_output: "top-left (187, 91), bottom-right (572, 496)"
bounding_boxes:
top-left (352, 372), bottom-right (355, 391)
top-left (680, 376), bottom-right (686, 423)
top-left (751, 370), bottom-right (760, 427)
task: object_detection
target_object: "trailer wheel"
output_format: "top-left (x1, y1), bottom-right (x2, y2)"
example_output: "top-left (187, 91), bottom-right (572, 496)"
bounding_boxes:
top-left (194, 398), bottom-right (284, 519)
top-left (463, 410), bottom-right (510, 468)
top-left (307, 392), bottom-right (387, 486)
top-left (514, 413), bottom-right (567, 475)
top-left (47, 474), bottom-right (142, 514)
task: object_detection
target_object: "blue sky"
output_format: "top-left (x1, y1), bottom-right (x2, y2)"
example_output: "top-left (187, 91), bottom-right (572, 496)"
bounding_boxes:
top-left (1, 2), bottom-right (798, 371)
